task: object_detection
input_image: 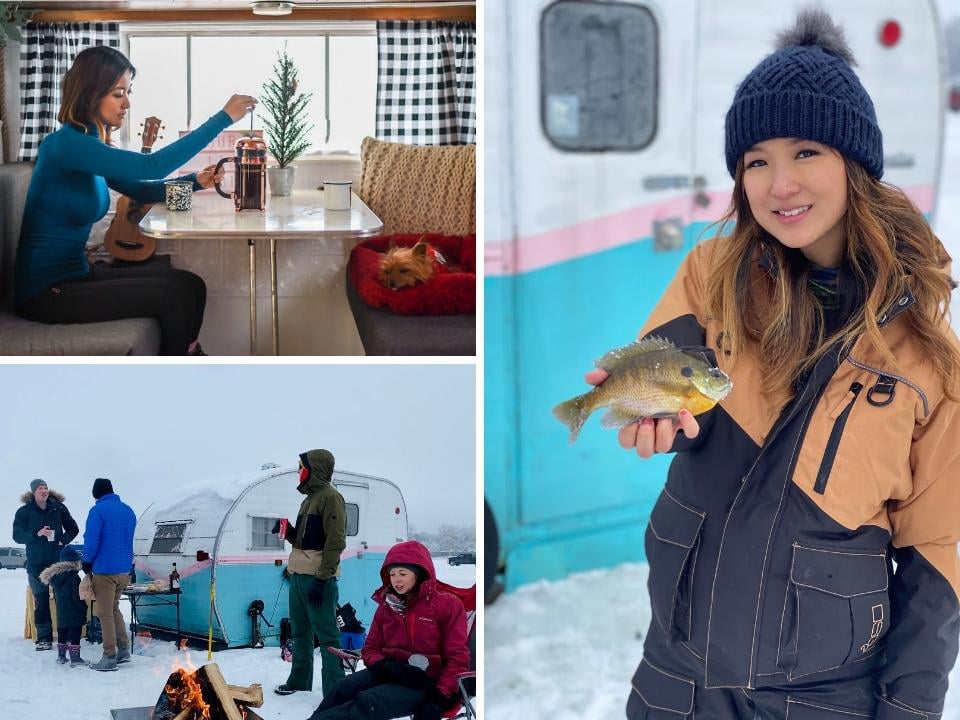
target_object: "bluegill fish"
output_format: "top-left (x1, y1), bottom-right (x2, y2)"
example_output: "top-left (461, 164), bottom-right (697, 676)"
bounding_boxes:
top-left (553, 336), bottom-right (733, 443)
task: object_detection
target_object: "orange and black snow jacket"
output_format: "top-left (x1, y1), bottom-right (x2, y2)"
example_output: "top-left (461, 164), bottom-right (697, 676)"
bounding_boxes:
top-left (640, 239), bottom-right (960, 719)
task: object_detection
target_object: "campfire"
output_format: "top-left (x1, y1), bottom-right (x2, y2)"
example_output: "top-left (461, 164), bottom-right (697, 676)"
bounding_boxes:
top-left (153, 663), bottom-right (264, 720)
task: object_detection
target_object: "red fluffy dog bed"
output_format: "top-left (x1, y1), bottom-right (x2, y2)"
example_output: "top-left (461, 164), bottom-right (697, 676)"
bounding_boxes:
top-left (348, 233), bottom-right (476, 315)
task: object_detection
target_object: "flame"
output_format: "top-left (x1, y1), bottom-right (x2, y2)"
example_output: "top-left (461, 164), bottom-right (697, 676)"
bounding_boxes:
top-left (163, 667), bottom-right (211, 720)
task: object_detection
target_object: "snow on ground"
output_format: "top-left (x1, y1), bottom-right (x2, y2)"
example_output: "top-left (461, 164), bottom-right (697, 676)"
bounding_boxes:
top-left (487, 113), bottom-right (960, 720)
top-left (0, 559), bottom-right (477, 719)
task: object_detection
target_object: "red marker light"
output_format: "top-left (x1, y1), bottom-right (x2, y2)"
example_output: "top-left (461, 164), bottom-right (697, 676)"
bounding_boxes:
top-left (879, 20), bottom-right (901, 48)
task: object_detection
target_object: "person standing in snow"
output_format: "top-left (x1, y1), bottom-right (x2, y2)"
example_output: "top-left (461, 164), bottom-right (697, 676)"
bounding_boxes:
top-left (40, 544), bottom-right (89, 667)
top-left (308, 540), bottom-right (471, 720)
top-left (82, 477), bottom-right (137, 672)
top-left (12, 478), bottom-right (79, 651)
top-left (584, 9), bottom-right (960, 719)
top-left (273, 449), bottom-right (348, 698)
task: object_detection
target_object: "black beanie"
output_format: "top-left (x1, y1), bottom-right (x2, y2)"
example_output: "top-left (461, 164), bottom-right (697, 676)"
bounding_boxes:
top-left (92, 477), bottom-right (114, 499)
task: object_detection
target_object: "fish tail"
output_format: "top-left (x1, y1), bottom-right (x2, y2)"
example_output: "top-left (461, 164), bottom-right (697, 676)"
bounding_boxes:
top-left (553, 392), bottom-right (592, 443)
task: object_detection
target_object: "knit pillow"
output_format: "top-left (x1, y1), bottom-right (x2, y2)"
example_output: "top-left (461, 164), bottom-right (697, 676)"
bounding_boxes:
top-left (348, 234), bottom-right (475, 316)
top-left (357, 138), bottom-right (475, 236)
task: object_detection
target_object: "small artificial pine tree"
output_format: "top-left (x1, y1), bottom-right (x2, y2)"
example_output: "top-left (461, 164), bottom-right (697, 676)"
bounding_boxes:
top-left (260, 45), bottom-right (313, 168)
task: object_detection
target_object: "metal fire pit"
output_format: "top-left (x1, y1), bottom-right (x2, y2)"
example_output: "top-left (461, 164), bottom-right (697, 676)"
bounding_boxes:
top-left (110, 709), bottom-right (264, 720)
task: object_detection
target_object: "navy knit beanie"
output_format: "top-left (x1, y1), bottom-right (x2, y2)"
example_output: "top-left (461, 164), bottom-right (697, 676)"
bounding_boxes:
top-left (724, 9), bottom-right (883, 179)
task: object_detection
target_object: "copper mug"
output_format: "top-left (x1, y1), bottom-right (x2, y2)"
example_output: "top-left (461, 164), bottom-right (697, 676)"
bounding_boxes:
top-left (214, 137), bottom-right (267, 211)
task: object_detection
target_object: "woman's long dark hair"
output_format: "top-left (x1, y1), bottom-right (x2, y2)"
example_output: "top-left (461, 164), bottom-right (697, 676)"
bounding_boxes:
top-left (704, 156), bottom-right (960, 409)
top-left (57, 46), bottom-right (136, 144)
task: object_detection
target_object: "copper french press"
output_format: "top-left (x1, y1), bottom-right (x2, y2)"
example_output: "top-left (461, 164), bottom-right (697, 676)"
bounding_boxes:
top-left (214, 137), bottom-right (267, 211)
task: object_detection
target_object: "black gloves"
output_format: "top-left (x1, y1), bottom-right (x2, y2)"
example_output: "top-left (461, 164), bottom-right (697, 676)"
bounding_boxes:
top-left (307, 577), bottom-right (327, 607)
top-left (368, 659), bottom-right (433, 690)
top-left (271, 519), bottom-right (283, 534)
top-left (81, 561), bottom-right (93, 574)
top-left (368, 658), bottom-right (391, 683)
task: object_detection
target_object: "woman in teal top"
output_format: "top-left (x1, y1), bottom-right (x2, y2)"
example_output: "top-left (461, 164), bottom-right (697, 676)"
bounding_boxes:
top-left (14, 45), bottom-right (256, 355)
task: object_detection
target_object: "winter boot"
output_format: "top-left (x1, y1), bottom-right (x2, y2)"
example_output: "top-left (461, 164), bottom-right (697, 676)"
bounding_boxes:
top-left (35, 640), bottom-right (52, 651)
top-left (69, 645), bottom-right (87, 667)
top-left (89, 653), bottom-right (118, 672)
top-left (56, 643), bottom-right (68, 664)
top-left (115, 646), bottom-right (131, 664)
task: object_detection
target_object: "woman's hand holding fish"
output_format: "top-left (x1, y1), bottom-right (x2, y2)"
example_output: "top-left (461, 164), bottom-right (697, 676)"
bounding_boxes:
top-left (585, 369), bottom-right (700, 458)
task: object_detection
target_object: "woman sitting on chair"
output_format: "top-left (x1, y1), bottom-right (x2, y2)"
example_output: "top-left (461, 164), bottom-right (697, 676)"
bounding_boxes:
top-left (309, 540), bottom-right (470, 720)
top-left (14, 45), bottom-right (256, 355)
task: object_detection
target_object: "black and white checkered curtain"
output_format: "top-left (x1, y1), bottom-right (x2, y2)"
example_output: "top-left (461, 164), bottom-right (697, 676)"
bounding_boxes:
top-left (376, 21), bottom-right (476, 146)
top-left (17, 22), bottom-right (120, 161)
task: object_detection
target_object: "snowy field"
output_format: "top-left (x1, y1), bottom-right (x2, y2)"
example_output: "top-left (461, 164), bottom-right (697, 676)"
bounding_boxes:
top-left (0, 559), bottom-right (477, 719)
top-left (485, 111), bottom-right (960, 720)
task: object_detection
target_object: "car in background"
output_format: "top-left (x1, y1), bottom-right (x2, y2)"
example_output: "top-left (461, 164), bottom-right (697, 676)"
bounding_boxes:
top-left (448, 552), bottom-right (476, 566)
top-left (0, 547), bottom-right (26, 569)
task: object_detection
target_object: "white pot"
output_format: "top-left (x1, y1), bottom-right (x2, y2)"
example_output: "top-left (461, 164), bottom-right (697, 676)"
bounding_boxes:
top-left (267, 165), bottom-right (295, 196)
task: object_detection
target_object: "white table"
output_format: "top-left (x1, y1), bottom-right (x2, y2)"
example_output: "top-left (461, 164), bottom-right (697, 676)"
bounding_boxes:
top-left (140, 190), bottom-right (383, 355)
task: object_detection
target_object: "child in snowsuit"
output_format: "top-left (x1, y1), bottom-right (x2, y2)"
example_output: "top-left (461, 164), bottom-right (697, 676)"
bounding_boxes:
top-left (39, 544), bottom-right (88, 667)
top-left (308, 540), bottom-right (471, 720)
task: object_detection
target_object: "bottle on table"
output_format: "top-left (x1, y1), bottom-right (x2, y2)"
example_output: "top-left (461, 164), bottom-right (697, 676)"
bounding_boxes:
top-left (170, 563), bottom-right (181, 591)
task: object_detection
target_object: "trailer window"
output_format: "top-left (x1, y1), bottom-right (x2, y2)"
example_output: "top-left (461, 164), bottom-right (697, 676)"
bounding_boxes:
top-left (346, 503), bottom-right (359, 537)
top-left (251, 517), bottom-right (284, 550)
top-left (540, 1), bottom-right (658, 151)
top-left (150, 522), bottom-right (189, 554)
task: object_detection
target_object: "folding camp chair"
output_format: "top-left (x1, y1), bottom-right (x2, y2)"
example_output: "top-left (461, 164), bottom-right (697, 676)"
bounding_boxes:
top-left (328, 581), bottom-right (476, 720)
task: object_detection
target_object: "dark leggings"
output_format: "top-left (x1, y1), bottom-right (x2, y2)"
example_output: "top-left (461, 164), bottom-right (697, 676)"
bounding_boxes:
top-left (59, 625), bottom-right (81, 645)
top-left (309, 669), bottom-right (429, 720)
top-left (18, 263), bottom-right (206, 355)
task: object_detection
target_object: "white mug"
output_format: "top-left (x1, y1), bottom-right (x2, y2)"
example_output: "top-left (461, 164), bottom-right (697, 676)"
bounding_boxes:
top-left (324, 181), bottom-right (352, 211)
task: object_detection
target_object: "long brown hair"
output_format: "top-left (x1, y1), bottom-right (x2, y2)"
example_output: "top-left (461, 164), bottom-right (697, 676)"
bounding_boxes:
top-left (704, 156), bottom-right (960, 408)
top-left (57, 46), bottom-right (136, 144)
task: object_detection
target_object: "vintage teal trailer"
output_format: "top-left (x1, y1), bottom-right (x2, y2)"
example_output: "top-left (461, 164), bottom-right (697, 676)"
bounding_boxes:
top-left (132, 465), bottom-right (408, 648)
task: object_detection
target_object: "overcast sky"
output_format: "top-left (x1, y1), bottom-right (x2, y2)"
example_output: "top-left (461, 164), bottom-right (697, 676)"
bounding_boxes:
top-left (0, 364), bottom-right (475, 541)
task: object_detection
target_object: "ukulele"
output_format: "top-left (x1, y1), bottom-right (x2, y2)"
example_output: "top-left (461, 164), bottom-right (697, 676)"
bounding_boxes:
top-left (104, 116), bottom-right (163, 262)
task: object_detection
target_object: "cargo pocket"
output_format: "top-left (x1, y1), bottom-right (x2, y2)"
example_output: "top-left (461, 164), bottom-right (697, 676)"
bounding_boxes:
top-left (785, 697), bottom-right (871, 718)
top-left (777, 544), bottom-right (889, 681)
top-left (626, 658), bottom-right (695, 719)
top-left (645, 489), bottom-right (705, 643)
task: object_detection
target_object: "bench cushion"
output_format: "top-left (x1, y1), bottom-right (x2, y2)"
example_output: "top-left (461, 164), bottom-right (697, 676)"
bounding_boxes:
top-left (0, 309), bottom-right (161, 355)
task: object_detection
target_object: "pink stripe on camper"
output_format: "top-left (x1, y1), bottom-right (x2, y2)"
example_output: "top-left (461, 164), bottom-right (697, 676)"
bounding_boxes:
top-left (485, 185), bottom-right (936, 277)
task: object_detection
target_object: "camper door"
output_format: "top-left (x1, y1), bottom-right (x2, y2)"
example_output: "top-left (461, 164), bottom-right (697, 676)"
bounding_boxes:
top-left (485, 0), bottom-right (701, 588)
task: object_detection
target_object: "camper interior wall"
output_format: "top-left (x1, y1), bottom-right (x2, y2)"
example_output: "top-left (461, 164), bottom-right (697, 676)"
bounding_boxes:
top-left (2, 42), bottom-right (20, 163)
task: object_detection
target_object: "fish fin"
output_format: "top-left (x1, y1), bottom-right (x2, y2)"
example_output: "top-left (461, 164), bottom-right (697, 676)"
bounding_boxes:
top-left (595, 336), bottom-right (676, 373)
top-left (553, 392), bottom-right (593, 443)
top-left (600, 408), bottom-right (641, 429)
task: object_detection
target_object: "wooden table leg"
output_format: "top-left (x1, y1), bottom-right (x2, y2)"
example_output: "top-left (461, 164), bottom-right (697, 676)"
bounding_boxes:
top-left (270, 237), bottom-right (279, 355)
top-left (248, 238), bottom-right (257, 355)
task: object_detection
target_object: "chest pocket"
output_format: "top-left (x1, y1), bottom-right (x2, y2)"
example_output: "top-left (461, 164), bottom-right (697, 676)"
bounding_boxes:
top-left (776, 544), bottom-right (890, 681)
top-left (798, 366), bottom-right (918, 520)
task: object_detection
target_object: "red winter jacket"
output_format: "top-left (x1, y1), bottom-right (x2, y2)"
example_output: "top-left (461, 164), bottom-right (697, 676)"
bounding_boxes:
top-left (361, 541), bottom-right (471, 697)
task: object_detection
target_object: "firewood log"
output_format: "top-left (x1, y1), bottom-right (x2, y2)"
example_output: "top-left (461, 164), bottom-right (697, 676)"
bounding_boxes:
top-left (199, 663), bottom-right (244, 720)
top-left (227, 683), bottom-right (264, 707)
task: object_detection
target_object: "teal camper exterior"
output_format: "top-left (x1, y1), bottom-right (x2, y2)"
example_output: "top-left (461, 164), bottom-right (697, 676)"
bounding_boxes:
top-left (485, 0), bottom-right (945, 593)
top-left (132, 465), bottom-right (408, 648)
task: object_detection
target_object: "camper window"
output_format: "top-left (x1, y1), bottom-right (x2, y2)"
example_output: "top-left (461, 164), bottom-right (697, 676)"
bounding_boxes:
top-left (150, 522), bottom-right (190, 554)
top-left (124, 27), bottom-right (377, 155)
top-left (251, 517), bottom-right (285, 550)
top-left (540, 2), bottom-right (657, 152)
top-left (346, 503), bottom-right (359, 537)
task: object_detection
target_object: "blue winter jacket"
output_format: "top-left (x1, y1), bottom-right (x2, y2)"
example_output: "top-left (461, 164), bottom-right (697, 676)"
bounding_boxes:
top-left (83, 494), bottom-right (136, 575)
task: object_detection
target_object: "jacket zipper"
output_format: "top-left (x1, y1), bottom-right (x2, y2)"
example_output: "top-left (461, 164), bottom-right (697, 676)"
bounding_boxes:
top-left (813, 382), bottom-right (863, 494)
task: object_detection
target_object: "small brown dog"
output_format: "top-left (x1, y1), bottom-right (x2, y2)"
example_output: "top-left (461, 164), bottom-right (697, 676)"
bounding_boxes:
top-left (378, 239), bottom-right (447, 290)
